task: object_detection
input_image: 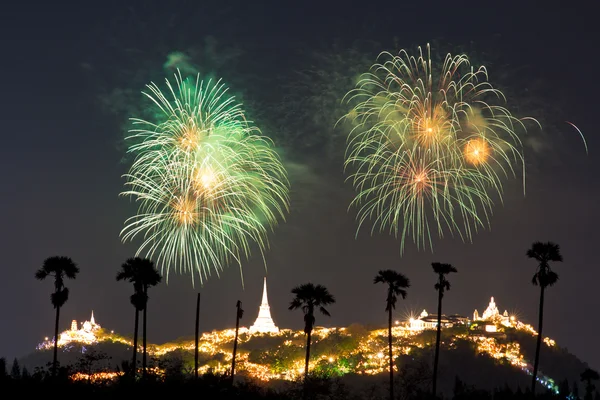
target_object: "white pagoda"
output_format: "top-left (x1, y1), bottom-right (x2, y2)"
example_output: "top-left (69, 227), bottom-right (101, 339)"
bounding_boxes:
top-left (249, 277), bottom-right (279, 334)
top-left (58, 311), bottom-right (101, 346)
top-left (473, 297), bottom-right (511, 327)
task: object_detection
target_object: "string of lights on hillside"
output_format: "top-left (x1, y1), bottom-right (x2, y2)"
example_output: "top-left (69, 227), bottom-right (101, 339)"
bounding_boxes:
top-left (36, 290), bottom-right (559, 390)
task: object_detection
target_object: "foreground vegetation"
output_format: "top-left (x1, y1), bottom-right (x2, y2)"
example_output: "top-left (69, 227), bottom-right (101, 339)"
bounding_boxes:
top-left (1, 360), bottom-right (597, 400)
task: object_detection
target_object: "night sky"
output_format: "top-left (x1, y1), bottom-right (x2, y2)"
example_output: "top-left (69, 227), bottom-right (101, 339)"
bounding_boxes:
top-left (1, 0), bottom-right (598, 371)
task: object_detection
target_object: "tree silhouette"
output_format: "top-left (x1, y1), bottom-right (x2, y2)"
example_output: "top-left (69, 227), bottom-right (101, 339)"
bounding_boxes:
top-left (35, 256), bottom-right (79, 377)
top-left (374, 269), bottom-right (410, 400)
top-left (10, 358), bottom-right (20, 380)
top-left (559, 378), bottom-right (571, 398)
top-left (527, 241), bottom-right (562, 395)
top-left (231, 300), bottom-right (244, 383)
top-left (139, 259), bottom-right (162, 379)
top-left (431, 262), bottom-right (457, 398)
top-left (0, 357), bottom-right (6, 382)
top-left (116, 257), bottom-right (161, 379)
top-left (289, 283), bottom-right (336, 389)
top-left (581, 368), bottom-right (600, 400)
top-left (194, 292), bottom-right (201, 379)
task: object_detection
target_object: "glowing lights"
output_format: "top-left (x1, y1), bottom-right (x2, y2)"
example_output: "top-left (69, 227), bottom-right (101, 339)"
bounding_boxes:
top-left (193, 167), bottom-right (218, 192)
top-left (485, 325), bottom-right (497, 333)
top-left (171, 195), bottom-right (198, 226)
top-left (464, 138), bottom-right (491, 166)
top-left (37, 306), bottom-right (560, 386)
top-left (471, 336), bottom-right (559, 393)
top-left (71, 371), bottom-right (123, 382)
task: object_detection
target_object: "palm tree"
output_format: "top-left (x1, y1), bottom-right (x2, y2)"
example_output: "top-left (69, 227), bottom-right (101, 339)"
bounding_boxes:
top-left (289, 283), bottom-right (336, 383)
top-left (116, 257), bottom-right (160, 379)
top-left (527, 241), bottom-right (562, 396)
top-left (431, 262), bottom-right (457, 398)
top-left (139, 259), bottom-right (161, 378)
top-left (194, 292), bottom-right (201, 379)
top-left (231, 300), bottom-right (244, 383)
top-left (35, 256), bottom-right (79, 377)
top-left (581, 368), bottom-right (600, 400)
top-left (374, 269), bottom-right (410, 400)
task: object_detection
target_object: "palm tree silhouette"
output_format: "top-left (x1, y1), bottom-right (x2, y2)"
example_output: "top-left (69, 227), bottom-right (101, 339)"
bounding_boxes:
top-left (231, 300), bottom-right (244, 384)
top-left (581, 368), bottom-right (600, 400)
top-left (139, 259), bottom-right (161, 378)
top-left (431, 262), bottom-right (457, 398)
top-left (374, 269), bottom-right (410, 400)
top-left (35, 256), bottom-right (79, 377)
top-left (527, 241), bottom-right (562, 396)
top-left (116, 257), bottom-right (161, 379)
top-left (289, 283), bottom-right (335, 385)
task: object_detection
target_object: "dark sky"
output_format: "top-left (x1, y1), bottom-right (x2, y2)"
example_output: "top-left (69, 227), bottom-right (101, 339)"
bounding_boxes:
top-left (1, 0), bottom-right (598, 373)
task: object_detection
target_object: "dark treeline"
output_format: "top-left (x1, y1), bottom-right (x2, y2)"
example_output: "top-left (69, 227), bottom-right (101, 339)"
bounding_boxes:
top-left (1, 358), bottom-right (598, 400)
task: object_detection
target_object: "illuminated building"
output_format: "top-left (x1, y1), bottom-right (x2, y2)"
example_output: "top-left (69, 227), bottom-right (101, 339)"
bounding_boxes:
top-left (473, 297), bottom-right (511, 327)
top-left (249, 277), bottom-right (279, 334)
top-left (409, 309), bottom-right (466, 331)
top-left (409, 310), bottom-right (435, 330)
top-left (37, 311), bottom-right (102, 350)
top-left (59, 310), bottom-right (101, 345)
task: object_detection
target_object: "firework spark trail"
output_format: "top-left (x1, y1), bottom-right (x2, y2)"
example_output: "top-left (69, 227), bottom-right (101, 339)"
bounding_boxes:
top-left (342, 44), bottom-right (538, 252)
top-left (121, 71), bottom-right (289, 285)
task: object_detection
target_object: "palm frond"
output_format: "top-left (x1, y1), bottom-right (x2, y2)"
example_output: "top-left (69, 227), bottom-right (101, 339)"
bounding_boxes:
top-left (319, 306), bottom-right (331, 317)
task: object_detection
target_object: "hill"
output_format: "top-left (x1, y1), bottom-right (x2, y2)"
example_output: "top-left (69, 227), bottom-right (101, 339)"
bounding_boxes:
top-left (17, 320), bottom-right (590, 397)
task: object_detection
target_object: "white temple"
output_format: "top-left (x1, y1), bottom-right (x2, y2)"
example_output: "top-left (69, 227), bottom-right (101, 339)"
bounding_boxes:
top-left (473, 297), bottom-right (511, 327)
top-left (249, 277), bottom-right (279, 334)
top-left (408, 297), bottom-right (516, 332)
top-left (409, 310), bottom-right (438, 331)
top-left (59, 311), bottom-right (101, 346)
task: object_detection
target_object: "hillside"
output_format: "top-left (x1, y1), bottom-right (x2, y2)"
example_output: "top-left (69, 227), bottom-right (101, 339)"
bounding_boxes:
top-left (18, 320), bottom-right (590, 397)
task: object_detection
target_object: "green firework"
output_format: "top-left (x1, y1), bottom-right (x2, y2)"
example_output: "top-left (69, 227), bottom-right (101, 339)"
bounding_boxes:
top-left (342, 44), bottom-right (539, 251)
top-left (121, 71), bottom-right (289, 284)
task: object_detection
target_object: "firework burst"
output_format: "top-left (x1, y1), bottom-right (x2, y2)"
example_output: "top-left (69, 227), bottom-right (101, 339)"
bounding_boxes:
top-left (121, 72), bottom-right (289, 284)
top-left (343, 44), bottom-right (539, 251)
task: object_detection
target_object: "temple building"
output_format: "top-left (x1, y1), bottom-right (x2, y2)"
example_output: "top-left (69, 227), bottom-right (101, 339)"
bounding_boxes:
top-left (409, 310), bottom-right (439, 330)
top-left (36, 311), bottom-right (103, 350)
top-left (249, 277), bottom-right (279, 334)
top-left (408, 309), bottom-right (467, 331)
top-left (59, 311), bottom-right (101, 345)
top-left (473, 297), bottom-right (512, 327)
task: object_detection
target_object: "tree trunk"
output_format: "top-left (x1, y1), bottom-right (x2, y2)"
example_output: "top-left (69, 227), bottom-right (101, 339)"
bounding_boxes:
top-left (531, 285), bottom-right (545, 396)
top-left (142, 286), bottom-right (148, 379)
top-left (52, 304), bottom-right (60, 378)
top-left (388, 301), bottom-right (394, 400)
top-left (194, 293), bottom-right (200, 379)
top-left (304, 327), bottom-right (312, 400)
top-left (305, 328), bottom-right (312, 380)
top-left (432, 282), bottom-right (443, 398)
top-left (231, 302), bottom-right (241, 384)
top-left (132, 308), bottom-right (139, 380)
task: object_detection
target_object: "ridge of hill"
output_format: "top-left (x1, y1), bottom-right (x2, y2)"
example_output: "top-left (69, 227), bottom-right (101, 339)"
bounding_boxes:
top-left (18, 321), bottom-right (590, 397)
